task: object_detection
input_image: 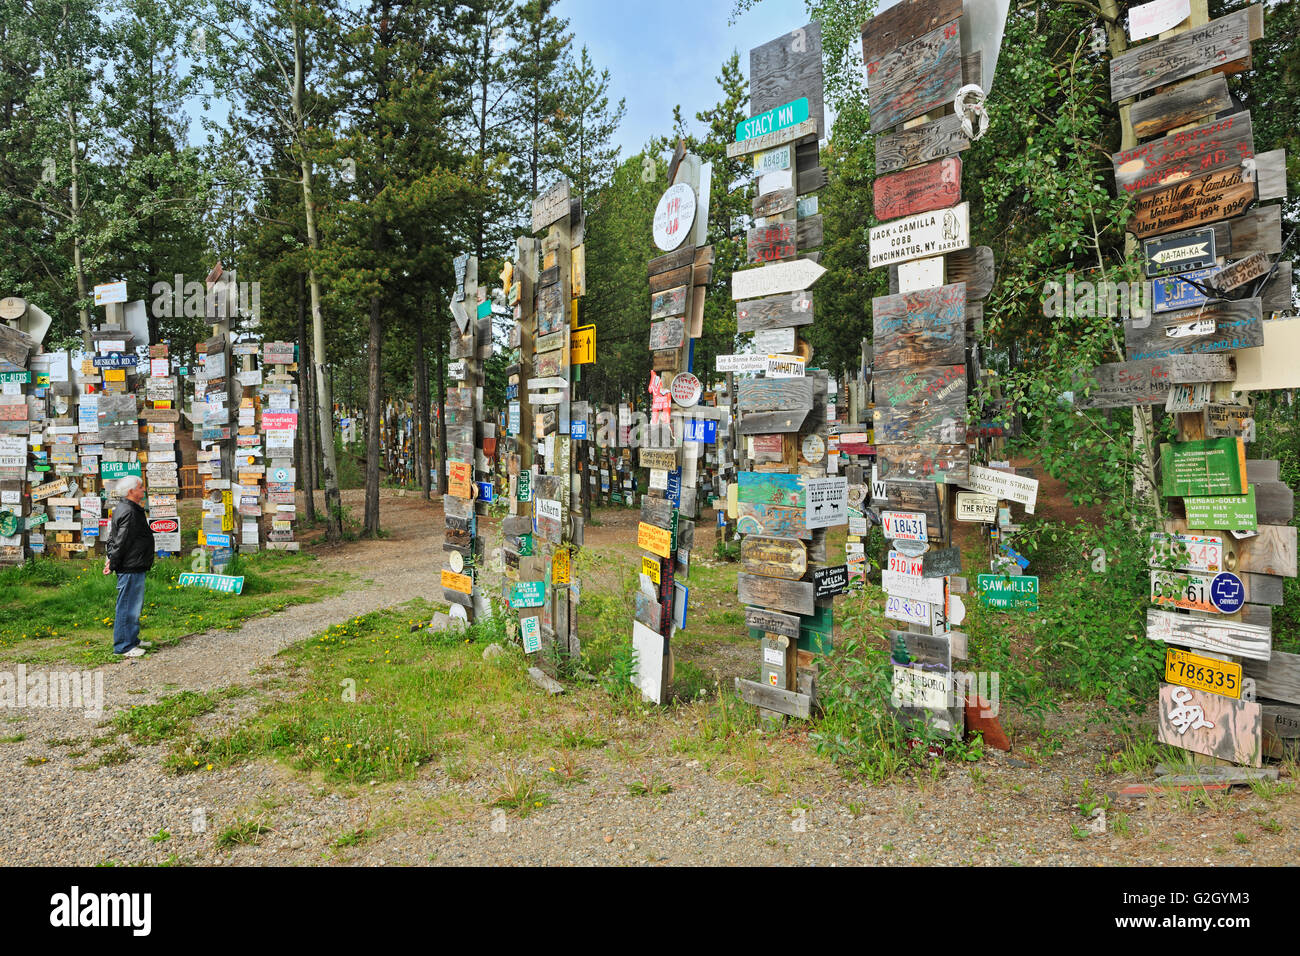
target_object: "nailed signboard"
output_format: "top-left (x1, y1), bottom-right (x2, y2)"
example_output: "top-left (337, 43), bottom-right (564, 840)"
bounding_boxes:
top-left (882, 510), bottom-right (927, 542)
top-left (1075, 354), bottom-right (1233, 410)
top-left (532, 180), bottom-right (571, 233)
top-left (1147, 607), bottom-right (1270, 661)
top-left (955, 491), bottom-right (997, 522)
top-left (876, 444), bottom-right (969, 484)
top-left (1160, 438), bottom-right (1246, 497)
top-left (805, 476), bottom-right (848, 529)
top-left (649, 317), bottom-right (685, 352)
top-left (737, 571), bottom-right (815, 616)
top-left (876, 113), bottom-right (970, 175)
top-left (638, 521), bottom-right (673, 559)
top-left (745, 605), bottom-right (801, 640)
top-left (1128, 0), bottom-right (1191, 40)
top-left (1184, 487), bottom-right (1257, 532)
top-left (813, 565), bottom-right (848, 599)
top-left (1113, 112), bottom-right (1253, 196)
top-left (736, 292), bottom-right (814, 332)
top-left (737, 471), bottom-right (809, 540)
top-left (1165, 647), bottom-right (1242, 700)
top-left (977, 574), bottom-right (1039, 612)
top-left (652, 183), bottom-right (697, 253)
top-left (865, 19), bottom-right (963, 133)
top-left (1128, 170), bottom-right (1255, 240)
top-left (873, 157), bottom-right (961, 221)
top-left (1143, 228), bottom-right (1217, 277)
top-left (740, 535), bottom-right (807, 580)
top-left (961, 465), bottom-right (1038, 514)
top-left (1157, 683), bottom-right (1261, 767)
top-left (731, 259), bottom-right (826, 301)
top-left (1109, 6), bottom-right (1263, 102)
top-left (750, 22), bottom-right (825, 138)
top-left (869, 203), bottom-right (970, 269)
top-left (872, 283), bottom-right (966, 371)
top-left (747, 222), bottom-right (796, 264)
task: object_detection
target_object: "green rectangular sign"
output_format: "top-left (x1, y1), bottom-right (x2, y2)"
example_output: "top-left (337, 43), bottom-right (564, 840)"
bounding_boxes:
top-left (1184, 485), bottom-right (1258, 532)
top-left (977, 574), bottom-right (1040, 612)
top-left (736, 97), bottom-right (810, 143)
top-left (0, 371), bottom-right (30, 384)
top-left (509, 580), bottom-right (546, 609)
top-left (1160, 438), bottom-right (1246, 497)
top-left (100, 461), bottom-right (142, 480)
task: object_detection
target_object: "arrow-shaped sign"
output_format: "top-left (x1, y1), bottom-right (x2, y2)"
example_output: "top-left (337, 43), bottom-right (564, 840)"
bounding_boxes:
top-left (449, 297), bottom-right (470, 333)
top-left (731, 258), bottom-right (826, 301)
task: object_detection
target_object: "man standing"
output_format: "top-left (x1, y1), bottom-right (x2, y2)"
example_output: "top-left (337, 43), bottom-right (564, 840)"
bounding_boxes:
top-left (102, 475), bottom-right (156, 658)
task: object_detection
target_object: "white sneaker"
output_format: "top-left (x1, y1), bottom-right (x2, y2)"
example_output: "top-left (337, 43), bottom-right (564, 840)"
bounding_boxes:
top-left (122, 647), bottom-right (146, 658)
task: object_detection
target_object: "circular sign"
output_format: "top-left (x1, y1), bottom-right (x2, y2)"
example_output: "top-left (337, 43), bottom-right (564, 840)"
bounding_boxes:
top-left (652, 183), bottom-right (697, 252)
top-left (670, 372), bottom-right (702, 408)
top-left (450, 551), bottom-right (464, 573)
top-left (149, 518), bottom-right (179, 534)
top-left (801, 434), bottom-right (825, 464)
top-left (892, 539), bottom-right (929, 557)
top-left (0, 296), bottom-right (26, 320)
top-left (1210, 571), bottom-right (1245, 613)
top-left (449, 604), bottom-right (468, 622)
top-left (271, 468), bottom-right (290, 482)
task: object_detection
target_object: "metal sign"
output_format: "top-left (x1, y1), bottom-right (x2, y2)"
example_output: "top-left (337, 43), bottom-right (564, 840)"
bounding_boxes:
top-left (652, 184), bottom-right (697, 252)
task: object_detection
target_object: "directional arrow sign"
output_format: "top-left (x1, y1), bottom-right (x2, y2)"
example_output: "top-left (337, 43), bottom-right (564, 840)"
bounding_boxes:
top-left (731, 259), bottom-right (826, 301)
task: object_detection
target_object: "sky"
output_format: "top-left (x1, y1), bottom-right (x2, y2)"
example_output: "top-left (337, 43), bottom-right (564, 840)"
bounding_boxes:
top-left (561, 0), bottom-right (814, 159)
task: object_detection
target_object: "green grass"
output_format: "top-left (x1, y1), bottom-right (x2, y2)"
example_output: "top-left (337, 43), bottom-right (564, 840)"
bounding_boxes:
top-left (113, 687), bottom-right (251, 744)
top-left (0, 552), bottom-right (349, 666)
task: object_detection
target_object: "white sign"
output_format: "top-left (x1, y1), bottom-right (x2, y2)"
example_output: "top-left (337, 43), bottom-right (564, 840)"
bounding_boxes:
top-left (892, 665), bottom-right (952, 710)
top-left (535, 497), bottom-right (562, 524)
top-left (882, 510), bottom-right (927, 542)
top-left (1128, 0), bottom-right (1190, 41)
top-left (961, 464), bottom-right (1039, 514)
top-left (869, 202), bottom-right (970, 269)
top-left (731, 258), bottom-right (826, 300)
top-left (652, 183), bottom-right (697, 252)
top-left (752, 327), bottom-right (795, 353)
top-left (805, 476), bottom-right (847, 529)
top-left (955, 491), bottom-right (998, 522)
top-left (715, 353), bottom-right (767, 373)
top-left (897, 256), bottom-right (945, 293)
top-left (756, 168), bottom-right (793, 196)
top-left (882, 568), bottom-right (945, 604)
top-left (885, 595), bottom-right (934, 627)
top-left (93, 281), bottom-right (127, 306)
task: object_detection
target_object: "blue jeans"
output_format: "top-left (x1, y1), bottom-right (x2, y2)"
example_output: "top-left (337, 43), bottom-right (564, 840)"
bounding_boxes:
top-left (113, 572), bottom-right (147, 654)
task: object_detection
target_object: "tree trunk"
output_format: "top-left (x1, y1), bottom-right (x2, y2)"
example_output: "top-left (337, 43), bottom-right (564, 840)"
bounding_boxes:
top-left (415, 308), bottom-right (431, 499)
top-left (364, 293), bottom-right (382, 535)
top-left (435, 310), bottom-right (447, 495)
top-left (297, 273), bottom-right (317, 522)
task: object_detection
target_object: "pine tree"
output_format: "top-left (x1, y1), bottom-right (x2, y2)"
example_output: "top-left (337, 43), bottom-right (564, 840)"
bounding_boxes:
top-left (509, 0), bottom-right (570, 197)
top-left (550, 45), bottom-right (626, 200)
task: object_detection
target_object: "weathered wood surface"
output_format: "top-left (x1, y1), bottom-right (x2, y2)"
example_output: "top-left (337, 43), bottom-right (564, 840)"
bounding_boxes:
top-left (873, 156), bottom-right (961, 221)
top-left (1128, 169), bottom-right (1255, 239)
top-left (796, 215), bottom-right (824, 252)
top-left (796, 165), bottom-right (829, 195)
top-left (875, 443), bottom-right (969, 484)
top-left (1213, 251), bottom-right (1270, 293)
top-left (1147, 607), bottom-right (1270, 661)
top-left (726, 118), bottom-right (820, 158)
top-left (731, 258), bottom-right (826, 300)
top-left (736, 292), bottom-right (814, 332)
top-left (1228, 204), bottom-right (1281, 256)
top-left (737, 571), bottom-right (815, 616)
top-left (737, 378), bottom-right (814, 413)
top-left (649, 285), bottom-right (688, 320)
top-left (1109, 6), bottom-right (1263, 102)
top-left (1262, 704), bottom-right (1300, 759)
top-left (649, 264), bottom-right (693, 295)
top-left (734, 677), bottom-right (812, 719)
top-left (873, 364), bottom-right (966, 411)
top-left (745, 605), bottom-right (801, 640)
top-left (872, 283), bottom-right (966, 371)
top-left (1164, 518), bottom-right (1296, 578)
top-left (1259, 262), bottom-right (1292, 312)
top-left (1242, 571), bottom-right (1284, 606)
top-left (942, 247), bottom-right (994, 302)
top-left (1254, 148), bottom-right (1287, 201)
top-left (649, 317), bottom-right (685, 351)
top-left (874, 479), bottom-right (945, 538)
top-left (740, 535), bottom-right (808, 580)
top-left (640, 494), bottom-right (675, 529)
top-left (753, 188), bottom-right (796, 219)
top-left (751, 20), bottom-right (825, 136)
top-left (1124, 297), bottom-right (1263, 361)
top-left (531, 180), bottom-right (571, 233)
top-left (873, 403), bottom-right (967, 445)
top-left (1114, 111), bottom-right (1253, 197)
top-left (922, 545), bottom-right (962, 578)
top-left (1244, 651), bottom-right (1300, 706)
top-left (747, 222), bottom-right (796, 264)
top-left (738, 409), bottom-right (813, 435)
top-left (1157, 683), bottom-right (1262, 767)
top-left (647, 246), bottom-right (695, 278)
top-left (866, 19), bottom-right (962, 133)
top-left (860, 0), bottom-right (961, 62)
top-left (875, 113), bottom-right (969, 175)
top-left (1130, 74), bottom-right (1233, 141)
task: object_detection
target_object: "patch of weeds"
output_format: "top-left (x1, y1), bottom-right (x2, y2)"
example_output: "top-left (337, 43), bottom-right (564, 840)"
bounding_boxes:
top-left (23, 755), bottom-right (49, 766)
top-left (114, 688), bottom-right (246, 744)
top-left (0, 733), bottom-right (26, 743)
top-left (555, 724), bottom-right (606, 750)
top-left (489, 770), bottom-right (553, 818)
top-left (90, 734), bottom-right (118, 748)
top-left (1069, 823), bottom-right (1089, 841)
top-left (215, 816), bottom-right (272, 848)
top-left (1110, 812), bottom-right (1131, 837)
top-left (627, 774), bottom-right (672, 796)
top-left (672, 661), bottom-right (712, 701)
top-left (334, 828), bottom-right (373, 848)
top-left (547, 753), bottom-right (589, 787)
top-left (1099, 732), bottom-right (1175, 776)
top-left (92, 745), bottom-right (134, 768)
top-left (1233, 831), bottom-right (1250, 845)
top-left (1260, 818), bottom-right (1283, 834)
top-left (47, 736), bottom-right (82, 747)
top-left (149, 830), bottom-right (171, 843)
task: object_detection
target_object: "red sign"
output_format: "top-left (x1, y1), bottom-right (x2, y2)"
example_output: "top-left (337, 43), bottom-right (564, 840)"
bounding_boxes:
top-left (150, 518), bottom-right (179, 534)
top-left (262, 412), bottom-right (298, 430)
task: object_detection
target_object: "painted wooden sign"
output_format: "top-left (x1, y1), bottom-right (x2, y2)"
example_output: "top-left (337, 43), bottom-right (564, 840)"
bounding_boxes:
top-left (976, 574), bottom-right (1039, 612)
top-left (1074, 354), bottom-right (1232, 409)
top-left (1112, 112), bottom-right (1253, 196)
top-left (726, 118), bottom-right (819, 159)
top-left (1165, 647), bottom-right (1242, 700)
top-left (1183, 487), bottom-right (1257, 532)
top-left (737, 471), bottom-right (809, 540)
top-left (740, 535), bottom-right (807, 580)
top-left (882, 568), bottom-right (945, 605)
top-left (638, 521), bottom-right (673, 559)
top-left (1147, 607), bottom-right (1270, 661)
top-left (650, 286), bottom-right (687, 320)
top-left (872, 283), bottom-right (967, 371)
top-left (866, 19), bottom-right (963, 133)
top-left (750, 22), bottom-right (825, 137)
top-left (532, 180), bottom-right (571, 233)
top-left (962, 465), bottom-right (1039, 514)
top-left (1127, 170), bottom-right (1255, 240)
top-left (440, 570), bottom-right (473, 595)
top-left (737, 571), bottom-right (815, 616)
top-left (861, 0), bottom-right (961, 61)
top-left (1123, 297), bottom-right (1263, 361)
top-left (745, 605), bottom-right (801, 640)
top-left (1213, 252), bottom-right (1270, 293)
top-left (736, 292), bottom-right (814, 332)
top-left (1111, 5), bottom-right (1262, 100)
top-left (875, 113), bottom-right (970, 175)
top-left (873, 364), bottom-right (966, 412)
top-left (1157, 683), bottom-right (1261, 767)
top-left (649, 317), bottom-right (685, 351)
top-left (1130, 74), bottom-right (1233, 141)
top-left (1143, 228), bottom-right (1217, 276)
top-left (870, 202), bottom-right (969, 268)
top-left (752, 188), bottom-right (796, 221)
top-left (737, 378), bottom-right (814, 414)
top-left (640, 448), bottom-right (680, 472)
top-left (731, 259), bottom-right (826, 300)
top-left (874, 404), bottom-right (966, 446)
top-left (873, 157), bottom-right (961, 221)
top-left (1160, 438), bottom-right (1246, 497)
top-left (747, 222), bottom-right (797, 264)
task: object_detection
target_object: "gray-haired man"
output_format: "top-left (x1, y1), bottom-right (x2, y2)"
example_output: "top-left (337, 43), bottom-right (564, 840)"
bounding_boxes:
top-left (102, 475), bottom-right (156, 657)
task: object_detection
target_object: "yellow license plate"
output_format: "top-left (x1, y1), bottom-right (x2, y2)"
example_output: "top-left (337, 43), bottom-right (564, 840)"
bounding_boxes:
top-left (1165, 649), bottom-right (1242, 700)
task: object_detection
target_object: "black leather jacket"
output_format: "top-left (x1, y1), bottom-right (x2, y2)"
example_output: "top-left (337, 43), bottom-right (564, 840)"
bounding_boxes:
top-left (107, 498), bottom-right (156, 574)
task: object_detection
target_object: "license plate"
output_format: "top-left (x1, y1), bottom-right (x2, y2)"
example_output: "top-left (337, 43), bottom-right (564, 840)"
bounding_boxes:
top-left (1149, 532), bottom-right (1223, 573)
top-left (1165, 649), bottom-right (1242, 700)
top-left (1150, 569), bottom-right (1216, 613)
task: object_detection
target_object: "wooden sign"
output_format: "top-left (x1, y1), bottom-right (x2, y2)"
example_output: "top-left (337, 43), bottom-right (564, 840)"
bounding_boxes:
top-left (1160, 438), bottom-right (1246, 497)
top-left (922, 546), bottom-right (962, 578)
top-left (866, 19), bottom-right (963, 133)
top-left (874, 403), bottom-right (966, 446)
top-left (744, 605), bottom-right (801, 640)
top-left (737, 471), bottom-right (809, 540)
top-left (861, 0), bottom-right (961, 62)
top-left (750, 22), bottom-right (825, 136)
top-left (1184, 487), bottom-right (1257, 532)
top-left (882, 568), bottom-right (945, 605)
top-left (752, 187), bottom-right (796, 219)
top-left (638, 521), bottom-right (673, 559)
top-left (1123, 297), bottom-right (1263, 361)
top-left (1127, 170), bottom-right (1255, 240)
top-left (1109, 6), bottom-right (1263, 101)
top-left (872, 283), bottom-right (966, 371)
top-left (1113, 112), bottom-right (1253, 196)
top-left (731, 259), bottom-right (826, 300)
top-left (869, 202), bottom-right (969, 269)
top-left (440, 570), bottom-right (473, 595)
top-left (1213, 252), bottom-right (1270, 293)
top-left (1143, 228), bottom-right (1217, 277)
top-left (962, 465), bottom-right (1039, 514)
top-left (1131, 74), bottom-right (1233, 141)
top-left (531, 180), bottom-right (570, 233)
top-left (736, 292), bottom-right (814, 332)
top-left (640, 447), bottom-right (679, 471)
top-left (650, 286), bottom-right (688, 320)
top-left (747, 222), bottom-right (796, 264)
top-left (1166, 647), bottom-right (1242, 700)
top-left (813, 565), bottom-right (848, 599)
top-left (649, 317), bottom-right (685, 351)
top-left (1147, 607), bottom-right (1270, 661)
top-left (1157, 683), bottom-right (1261, 767)
top-left (1075, 355), bottom-right (1232, 410)
top-left (1129, 0), bottom-right (1190, 40)
top-left (873, 157), bottom-right (960, 221)
top-left (875, 113), bottom-right (969, 175)
top-left (873, 364), bottom-right (965, 412)
top-left (737, 571), bottom-right (815, 616)
top-left (955, 491), bottom-right (997, 522)
top-left (740, 535), bottom-right (807, 580)
top-left (737, 378), bottom-right (813, 414)
top-left (725, 118), bottom-right (819, 159)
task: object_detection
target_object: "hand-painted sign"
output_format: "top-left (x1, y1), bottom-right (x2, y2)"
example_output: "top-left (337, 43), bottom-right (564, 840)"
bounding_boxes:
top-left (961, 465), bottom-right (1039, 514)
top-left (873, 157), bottom-right (961, 221)
top-left (652, 183), bottom-right (697, 252)
top-left (865, 19), bottom-right (962, 132)
top-left (638, 521), bottom-right (673, 559)
top-left (442, 570), bottom-right (474, 595)
top-left (1109, 7), bottom-right (1262, 102)
top-left (1128, 0), bottom-right (1191, 40)
top-left (1184, 487), bottom-right (1257, 532)
top-left (1160, 438), bottom-right (1246, 497)
top-left (1128, 170), bottom-right (1255, 239)
top-left (1157, 683), bottom-right (1261, 767)
top-left (731, 259), bottom-right (826, 300)
top-left (1113, 111), bottom-right (1253, 196)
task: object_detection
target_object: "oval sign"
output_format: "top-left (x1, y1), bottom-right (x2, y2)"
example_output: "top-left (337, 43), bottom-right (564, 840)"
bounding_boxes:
top-left (450, 550), bottom-right (464, 574)
top-left (801, 434), bottom-right (825, 463)
top-left (652, 183), bottom-right (697, 252)
top-left (1209, 571), bottom-right (1245, 614)
top-left (669, 372), bottom-right (702, 408)
top-left (149, 518), bottom-right (179, 534)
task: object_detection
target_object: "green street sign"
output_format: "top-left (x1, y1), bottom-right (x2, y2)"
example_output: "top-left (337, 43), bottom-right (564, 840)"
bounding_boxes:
top-left (100, 461), bottom-right (142, 480)
top-left (977, 574), bottom-right (1039, 612)
top-left (0, 372), bottom-right (29, 384)
top-left (1184, 486), bottom-right (1258, 532)
top-left (736, 97), bottom-right (810, 143)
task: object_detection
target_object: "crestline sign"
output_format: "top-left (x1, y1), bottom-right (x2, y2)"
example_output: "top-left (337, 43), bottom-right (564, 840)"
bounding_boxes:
top-left (177, 572), bottom-right (244, 594)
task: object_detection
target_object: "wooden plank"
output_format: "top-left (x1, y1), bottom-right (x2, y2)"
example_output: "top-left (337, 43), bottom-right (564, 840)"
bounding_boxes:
top-left (796, 215), bottom-right (823, 252)
top-left (734, 677), bottom-right (812, 719)
top-left (640, 494), bottom-right (675, 529)
top-left (750, 20), bottom-right (825, 137)
top-left (731, 259), bottom-right (826, 300)
top-left (650, 286), bottom-right (688, 320)
top-left (1244, 651), bottom-right (1300, 706)
top-left (796, 165), bottom-right (828, 195)
top-left (737, 572), bottom-right (815, 616)
top-left (873, 403), bottom-right (967, 445)
top-left (1259, 262), bottom-right (1292, 313)
top-left (738, 408), bottom-right (812, 435)
top-left (753, 188), bottom-right (795, 219)
top-left (1147, 607), bottom-right (1270, 661)
top-left (740, 535), bottom-right (808, 580)
top-left (747, 221), bottom-right (796, 264)
top-left (873, 364), bottom-right (966, 411)
top-left (1157, 683), bottom-right (1261, 767)
top-left (1130, 74), bottom-right (1233, 141)
top-left (647, 246), bottom-right (695, 278)
top-left (737, 471), bottom-right (809, 539)
top-left (1075, 355), bottom-right (1233, 410)
top-left (872, 283), bottom-right (966, 371)
top-left (1125, 297), bottom-right (1263, 362)
top-left (1261, 703), bottom-right (1300, 759)
top-left (922, 546), bottom-right (962, 578)
top-left (1233, 526), bottom-right (1297, 578)
top-left (725, 118), bottom-right (820, 158)
top-left (876, 443), bottom-right (969, 484)
top-left (869, 202), bottom-right (969, 268)
top-left (1128, 169), bottom-right (1255, 239)
top-left (876, 113), bottom-right (970, 175)
top-left (1113, 111), bottom-right (1253, 197)
top-left (649, 317), bottom-right (685, 351)
top-left (861, 0), bottom-right (962, 63)
top-left (649, 264), bottom-right (693, 295)
top-left (1109, 6), bottom-right (1263, 102)
top-left (736, 292), bottom-right (814, 332)
top-left (1213, 251), bottom-right (1270, 293)
top-left (873, 156), bottom-right (961, 221)
top-left (866, 19), bottom-right (963, 133)
top-left (745, 605), bottom-right (801, 640)
top-left (943, 246), bottom-right (994, 302)
top-left (1227, 204), bottom-right (1281, 256)
top-left (737, 378), bottom-right (814, 413)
